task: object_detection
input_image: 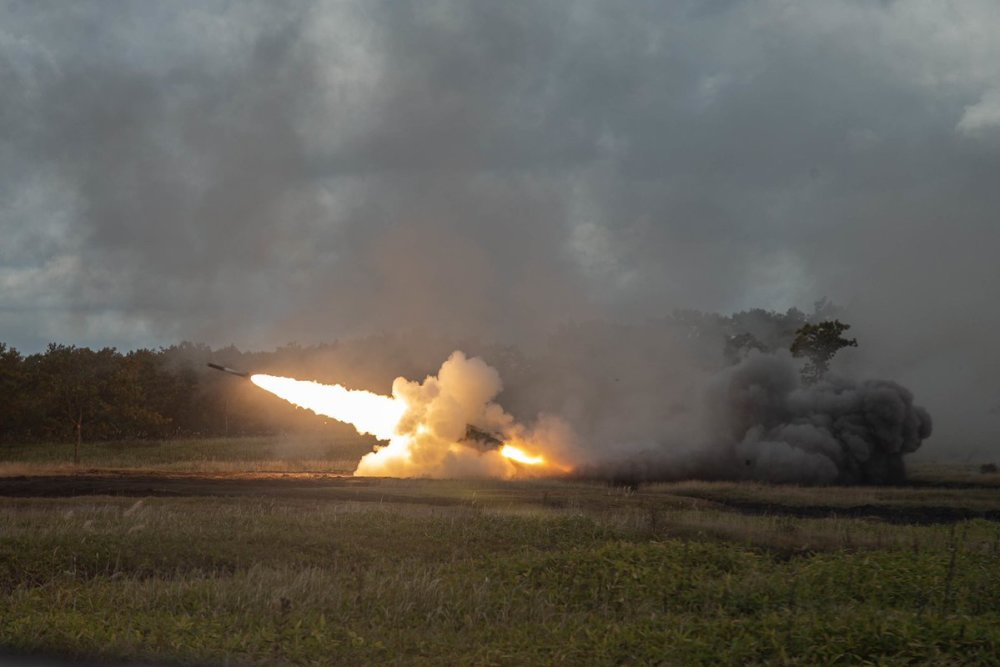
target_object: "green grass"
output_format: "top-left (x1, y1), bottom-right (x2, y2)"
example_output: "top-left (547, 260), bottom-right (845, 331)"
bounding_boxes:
top-left (908, 462), bottom-right (1000, 487)
top-left (0, 435), bottom-right (374, 474)
top-left (2, 441), bottom-right (999, 664)
top-left (649, 479), bottom-right (1000, 513)
top-left (2, 487), bottom-right (1000, 665)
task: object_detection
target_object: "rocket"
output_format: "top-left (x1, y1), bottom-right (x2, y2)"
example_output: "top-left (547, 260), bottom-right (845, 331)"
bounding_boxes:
top-left (206, 362), bottom-right (250, 378)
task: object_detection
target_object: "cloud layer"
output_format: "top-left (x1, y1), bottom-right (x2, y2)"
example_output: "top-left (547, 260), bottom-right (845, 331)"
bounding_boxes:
top-left (2, 1), bottom-right (998, 458)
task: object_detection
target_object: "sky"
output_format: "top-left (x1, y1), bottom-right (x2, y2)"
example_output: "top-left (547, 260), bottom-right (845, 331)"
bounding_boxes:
top-left (2, 1), bottom-right (999, 455)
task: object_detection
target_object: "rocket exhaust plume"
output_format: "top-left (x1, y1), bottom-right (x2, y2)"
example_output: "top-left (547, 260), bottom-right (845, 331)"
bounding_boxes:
top-left (249, 374), bottom-right (405, 441)
top-left (247, 351), bottom-right (568, 478)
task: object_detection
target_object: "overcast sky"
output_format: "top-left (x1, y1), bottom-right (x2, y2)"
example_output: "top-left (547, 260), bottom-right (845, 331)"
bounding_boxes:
top-left (3, 1), bottom-right (1000, 450)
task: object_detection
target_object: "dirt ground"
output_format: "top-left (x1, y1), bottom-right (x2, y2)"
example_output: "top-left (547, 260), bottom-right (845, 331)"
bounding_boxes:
top-left (0, 472), bottom-right (386, 502)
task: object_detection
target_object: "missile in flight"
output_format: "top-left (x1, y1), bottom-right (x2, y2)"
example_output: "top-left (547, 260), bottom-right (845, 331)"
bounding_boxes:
top-left (206, 362), bottom-right (250, 378)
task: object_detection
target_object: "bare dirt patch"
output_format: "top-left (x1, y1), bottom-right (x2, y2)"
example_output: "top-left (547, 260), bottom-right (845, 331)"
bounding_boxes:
top-left (0, 472), bottom-right (373, 501)
top-left (2, 472), bottom-right (999, 524)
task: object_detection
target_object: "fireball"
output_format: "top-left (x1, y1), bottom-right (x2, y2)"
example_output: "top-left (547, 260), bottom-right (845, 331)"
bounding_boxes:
top-left (247, 352), bottom-right (568, 478)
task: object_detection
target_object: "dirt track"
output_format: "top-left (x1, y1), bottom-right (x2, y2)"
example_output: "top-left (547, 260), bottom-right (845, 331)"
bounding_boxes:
top-left (0, 473), bottom-right (452, 505)
top-left (2, 472), bottom-right (999, 525)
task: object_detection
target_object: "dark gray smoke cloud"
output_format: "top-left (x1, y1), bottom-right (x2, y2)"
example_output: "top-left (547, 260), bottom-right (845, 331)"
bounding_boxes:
top-left (495, 325), bottom-right (932, 485)
top-left (707, 353), bottom-right (932, 484)
top-left (2, 1), bottom-right (998, 461)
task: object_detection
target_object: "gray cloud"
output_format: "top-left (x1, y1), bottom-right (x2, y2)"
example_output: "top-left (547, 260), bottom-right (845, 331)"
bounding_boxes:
top-left (2, 0), bottom-right (998, 459)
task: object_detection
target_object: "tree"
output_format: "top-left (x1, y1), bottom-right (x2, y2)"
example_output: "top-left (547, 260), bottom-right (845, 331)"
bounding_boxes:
top-left (28, 345), bottom-right (119, 463)
top-left (113, 349), bottom-right (173, 438)
top-left (0, 343), bottom-right (25, 440)
top-left (790, 320), bottom-right (858, 384)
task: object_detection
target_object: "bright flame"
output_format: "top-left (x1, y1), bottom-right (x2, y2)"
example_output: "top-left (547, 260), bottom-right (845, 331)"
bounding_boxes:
top-left (248, 352), bottom-right (572, 479)
top-left (499, 444), bottom-right (545, 466)
top-left (250, 374), bottom-right (406, 441)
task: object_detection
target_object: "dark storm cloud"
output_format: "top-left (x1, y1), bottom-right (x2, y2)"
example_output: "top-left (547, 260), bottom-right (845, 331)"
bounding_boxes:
top-left (2, 1), bottom-right (999, 458)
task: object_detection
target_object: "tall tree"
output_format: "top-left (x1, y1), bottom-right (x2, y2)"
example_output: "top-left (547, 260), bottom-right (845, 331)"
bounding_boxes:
top-left (0, 343), bottom-right (25, 440)
top-left (790, 320), bottom-right (858, 384)
top-left (29, 345), bottom-right (119, 463)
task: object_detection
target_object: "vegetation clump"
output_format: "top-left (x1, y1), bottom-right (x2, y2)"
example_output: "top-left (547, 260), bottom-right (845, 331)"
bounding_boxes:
top-left (790, 320), bottom-right (858, 384)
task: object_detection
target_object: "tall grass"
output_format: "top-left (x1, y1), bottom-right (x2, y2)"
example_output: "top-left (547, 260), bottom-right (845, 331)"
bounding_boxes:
top-left (0, 435), bottom-right (373, 474)
top-left (2, 491), bottom-right (999, 665)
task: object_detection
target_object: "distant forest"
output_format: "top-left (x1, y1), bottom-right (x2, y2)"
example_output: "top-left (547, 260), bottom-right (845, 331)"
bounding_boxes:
top-left (0, 340), bottom-right (407, 445)
top-left (0, 303), bottom-right (841, 445)
top-left (0, 336), bottom-right (524, 445)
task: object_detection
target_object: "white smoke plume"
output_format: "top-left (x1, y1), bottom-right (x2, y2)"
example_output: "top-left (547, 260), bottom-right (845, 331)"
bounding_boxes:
top-left (252, 350), bottom-right (571, 479)
top-left (355, 351), bottom-right (519, 478)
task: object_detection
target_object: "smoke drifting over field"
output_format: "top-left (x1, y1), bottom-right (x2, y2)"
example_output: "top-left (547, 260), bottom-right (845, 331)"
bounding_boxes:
top-left (530, 320), bottom-right (937, 484)
top-left (549, 350), bottom-right (934, 484)
top-left (681, 353), bottom-right (931, 484)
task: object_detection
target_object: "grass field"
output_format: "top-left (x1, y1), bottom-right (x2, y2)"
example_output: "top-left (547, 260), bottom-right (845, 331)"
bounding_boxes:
top-left (2, 439), bottom-right (1000, 665)
top-left (0, 435), bottom-right (374, 475)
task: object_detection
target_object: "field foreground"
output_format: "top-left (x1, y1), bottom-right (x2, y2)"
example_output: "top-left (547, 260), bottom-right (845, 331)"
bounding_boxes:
top-left (1, 443), bottom-right (1000, 665)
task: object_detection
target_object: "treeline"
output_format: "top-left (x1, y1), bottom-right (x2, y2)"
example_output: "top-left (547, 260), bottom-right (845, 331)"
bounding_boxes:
top-left (0, 301), bottom-right (847, 448)
top-left (0, 342), bottom-right (370, 446)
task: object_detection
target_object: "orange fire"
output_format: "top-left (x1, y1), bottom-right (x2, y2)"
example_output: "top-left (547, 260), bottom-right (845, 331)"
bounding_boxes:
top-left (248, 356), bottom-right (567, 478)
top-left (499, 444), bottom-right (545, 465)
